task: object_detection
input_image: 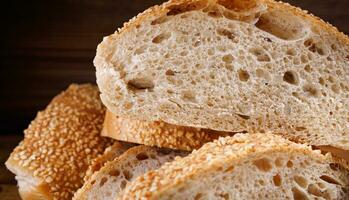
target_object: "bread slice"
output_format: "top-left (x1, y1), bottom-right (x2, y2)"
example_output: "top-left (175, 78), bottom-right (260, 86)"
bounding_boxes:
top-left (84, 141), bottom-right (135, 182)
top-left (95, 0), bottom-right (349, 150)
top-left (102, 110), bottom-right (236, 150)
top-left (73, 145), bottom-right (188, 200)
top-left (5, 84), bottom-right (113, 200)
top-left (120, 133), bottom-right (349, 199)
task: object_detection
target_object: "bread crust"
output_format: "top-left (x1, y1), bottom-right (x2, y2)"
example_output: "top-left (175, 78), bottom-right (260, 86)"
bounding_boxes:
top-left (5, 84), bottom-right (112, 200)
top-left (120, 133), bottom-right (349, 199)
top-left (102, 110), bottom-right (237, 151)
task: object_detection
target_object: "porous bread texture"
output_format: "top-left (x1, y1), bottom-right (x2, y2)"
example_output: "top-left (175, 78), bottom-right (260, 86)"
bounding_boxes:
top-left (102, 110), bottom-right (236, 151)
top-left (120, 133), bottom-right (349, 200)
top-left (95, 0), bottom-right (349, 149)
top-left (84, 141), bottom-right (135, 182)
top-left (5, 84), bottom-right (112, 200)
top-left (73, 145), bottom-right (187, 200)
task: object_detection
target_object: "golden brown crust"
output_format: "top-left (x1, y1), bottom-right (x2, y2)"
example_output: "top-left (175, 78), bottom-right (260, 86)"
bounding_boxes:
top-left (5, 84), bottom-right (112, 200)
top-left (120, 133), bottom-right (348, 199)
top-left (96, 0), bottom-right (348, 64)
top-left (102, 110), bottom-right (237, 151)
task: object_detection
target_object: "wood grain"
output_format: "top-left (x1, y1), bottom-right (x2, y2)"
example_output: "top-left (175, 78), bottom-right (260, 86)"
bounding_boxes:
top-left (0, 0), bottom-right (348, 135)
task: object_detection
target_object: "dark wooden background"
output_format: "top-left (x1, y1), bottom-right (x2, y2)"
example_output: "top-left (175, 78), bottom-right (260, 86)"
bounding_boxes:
top-left (0, 0), bottom-right (348, 135)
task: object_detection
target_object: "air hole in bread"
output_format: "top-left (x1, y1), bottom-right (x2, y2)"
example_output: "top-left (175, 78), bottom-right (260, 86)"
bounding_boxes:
top-left (182, 90), bottom-right (197, 102)
top-left (217, 0), bottom-right (257, 12)
top-left (304, 65), bottom-right (311, 73)
top-left (180, 51), bottom-right (188, 56)
top-left (165, 69), bottom-right (175, 76)
top-left (258, 179), bottom-right (265, 186)
top-left (109, 169), bottom-right (120, 177)
top-left (151, 16), bottom-right (170, 25)
top-left (307, 184), bottom-right (326, 198)
top-left (304, 39), bottom-right (327, 55)
top-left (295, 127), bottom-right (306, 131)
top-left (283, 71), bottom-right (299, 85)
top-left (236, 114), bottom-right (250, 120)
top-left (274, 158), bottom-right (284, 167)
top-left (222, 54), bottom-right (234, 63)
top-left (253, 158), bottom-right (272, 172)
top-left (320, 175), bottom-right (341, 185)
top-left (136, 153), bottom-right (149, 160)
top-left (203, 6), bottom-right (223, 18)
top-left (319, 77), bottom-right (325, 85)
top-left (249, 48), bottom-right (270, 62)
top-left (152, 32), bottom-right (171, 43)
top-left (100, 177), bottom-right (108, 187)
top-left (91, 180), bottom-right (96, 185)
top-left (193, 40), bottom-right (201, 47)
top-left (292, 187), bottom-right (309, 200)
top-left (134, 46), bottom-right (147, 55)
top-left (167, 1), bottom-right (207, 16)
top-left (208, 48), bottom-right (215, 55)
top-left (238, 69), bottom-right (250, 82)
top-left (127, 77), bottom-right (155, 91)
top-left (272, 174), bottom-right (282, 187)
top-left (303, 84), bottom-right (320, 97)
top-left (287, 49), bottom-right (297, 56)
top-left (120, 180), bottom-right (127, 189)
top-left (255, 10), bottom-right (307, 40)
top-left (123, 170), bottom-right (133, 180)
top-left (331, 84), bottom-right (340, 94)
top-left (218, 193), bottom-right (230, 200)
top-left (217, 28), bottom-right (235, 40)
top-left (294, 175), bottom-right (308, 188)
top-left (194, 193), bottom-right (203, 200)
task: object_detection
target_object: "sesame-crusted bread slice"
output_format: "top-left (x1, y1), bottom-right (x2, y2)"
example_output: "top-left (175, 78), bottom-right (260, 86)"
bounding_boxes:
top-left (5, 84), bottom-right (113, 200)
top-left (120, 133), bottom-right (349, 199)
top-left (102, 110), bottom-right (236, 151)
top-left (95, 0), bottom-right (349, 150)
top-left (84, 141), bottom-right (135, 182)
top-left (73, 145), bottom-right (188, 200)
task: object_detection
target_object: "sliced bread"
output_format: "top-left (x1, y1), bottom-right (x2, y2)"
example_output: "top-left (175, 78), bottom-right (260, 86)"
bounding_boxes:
top-left (120, 133), bottom-right (349, 199)
top-left (102, 110), bottom-right (236, 150)
top-left (95, 0), bottom-right (349, 149)
top-left (84, 141), bottom-right (135, 182)
top-left (73, 145), bottom-right (187, 200)
top-left (5, 84), bottom-right (112, 200)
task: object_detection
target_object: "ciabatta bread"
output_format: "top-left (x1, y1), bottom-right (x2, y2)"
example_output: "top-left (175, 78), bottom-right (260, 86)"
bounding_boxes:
top-left (102, 110), bottom-right (235, 150)
top-left (73, 145), bottom-right (187, 200)
top-left (84, 141), bottom-right (134, 182)
top-left (120, 133), bottom-right (349, 199)
top-left (95, 0), bottom-right (349, 150)
top-left (5, 84), bottom-right (112, 200)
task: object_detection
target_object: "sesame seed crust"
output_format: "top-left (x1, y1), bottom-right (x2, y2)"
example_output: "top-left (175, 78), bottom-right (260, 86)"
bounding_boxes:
top-left (102, 110), bottom-right (238, 151)
top-left (119, 133), bottom-right (349, 199)
top-left (6, 84), bottom-right (113, 200)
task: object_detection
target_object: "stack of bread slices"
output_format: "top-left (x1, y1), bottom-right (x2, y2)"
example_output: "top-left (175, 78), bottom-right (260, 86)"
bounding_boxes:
top-left (6, 0), bottom-right (349, 199)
